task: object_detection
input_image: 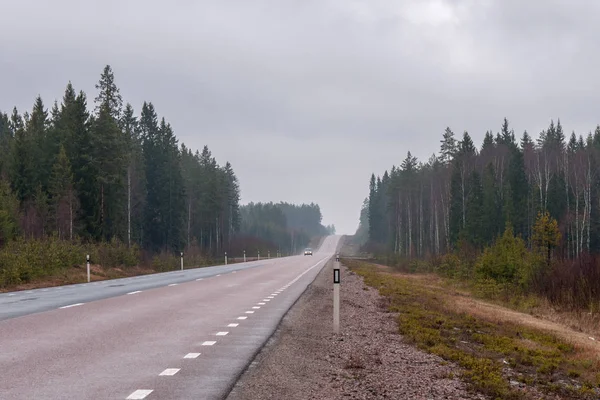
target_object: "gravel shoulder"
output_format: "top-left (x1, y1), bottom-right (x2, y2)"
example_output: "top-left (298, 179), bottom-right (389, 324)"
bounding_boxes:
top-left (226, 260), bottom-right (481, 400)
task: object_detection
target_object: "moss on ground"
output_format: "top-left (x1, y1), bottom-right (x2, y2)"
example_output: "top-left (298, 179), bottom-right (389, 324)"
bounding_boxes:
top-left (344, 258), bottom-right (600, 400)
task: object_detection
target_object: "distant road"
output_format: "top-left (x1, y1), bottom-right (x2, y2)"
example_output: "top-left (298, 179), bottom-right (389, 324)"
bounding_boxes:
top-left (0, 235), bottom-right (340, 400)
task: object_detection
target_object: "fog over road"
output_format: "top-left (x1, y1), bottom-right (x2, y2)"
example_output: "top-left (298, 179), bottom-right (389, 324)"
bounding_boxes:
top-left (0, 235), bottom-right (341, 400)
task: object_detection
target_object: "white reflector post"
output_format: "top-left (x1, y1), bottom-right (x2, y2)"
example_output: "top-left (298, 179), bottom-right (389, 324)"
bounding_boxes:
top-left (333, 264), bottom-right (340, 334)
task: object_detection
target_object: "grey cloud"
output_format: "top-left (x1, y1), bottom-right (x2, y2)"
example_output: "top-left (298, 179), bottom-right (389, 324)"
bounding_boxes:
top-left (2, 0), bottom-right (600, 233)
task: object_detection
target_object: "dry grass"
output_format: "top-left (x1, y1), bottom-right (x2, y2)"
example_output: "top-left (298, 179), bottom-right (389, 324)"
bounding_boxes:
top-left (344, 258), bottom-right (600, 399)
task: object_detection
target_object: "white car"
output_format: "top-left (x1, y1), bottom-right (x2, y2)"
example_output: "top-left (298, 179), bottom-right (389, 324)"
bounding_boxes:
top-left (304, 248), bottom-right (313, 256)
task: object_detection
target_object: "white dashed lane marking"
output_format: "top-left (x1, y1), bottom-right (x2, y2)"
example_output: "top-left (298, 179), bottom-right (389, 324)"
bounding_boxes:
top-left (258, 302), bottom-right (266, 305)
top-left (168, 283), bottom-right (178, 287)
top-left (196, 278), bottom-right (203, 281)
top-left (263, 299), bottom-right (271, 302)
top-left (184, 353), bottom-right (200, 359)
top-left (159, 368), bottom-right (180, 376)
top-left (216, 332), bottom-right (228, 336)
top-left (202, 341), bottom-right (217, 346)
top-left (127, 389), bottom-right (153, 399)
top-left (228, 323), bottom-right (239, 327)
top-left (252, 306), bottom-right (260, 309)
top-left (59, 303), bottom-right (83, 309)
top-left (245, 311), bottom-right (254, 314)
top-left (237, 316), bottom-right (247, 320)
top-left (127, 291), bottom-right (142, 295)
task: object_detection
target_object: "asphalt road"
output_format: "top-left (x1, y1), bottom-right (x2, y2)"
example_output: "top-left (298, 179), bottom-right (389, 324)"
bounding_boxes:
top-left (0, 235), bottom-right (340, 400)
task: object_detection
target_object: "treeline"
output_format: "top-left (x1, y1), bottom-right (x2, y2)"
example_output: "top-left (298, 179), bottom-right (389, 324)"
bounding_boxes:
top-left (0, 65), bottom-right (239, 255)
top-left (361, 118), bottom-right (600, 310)
top-left (365, 118), bottom-right (600, 257)
top-left (239, 202), bottom-right (333, 254)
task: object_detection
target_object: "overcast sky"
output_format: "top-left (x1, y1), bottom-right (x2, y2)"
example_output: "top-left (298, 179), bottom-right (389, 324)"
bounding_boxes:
top-left (2, 0), bottom-right (600, 234)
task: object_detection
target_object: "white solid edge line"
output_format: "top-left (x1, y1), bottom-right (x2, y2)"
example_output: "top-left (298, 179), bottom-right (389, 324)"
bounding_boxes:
top-left (216, 331), bottom-right (229, 336)
top-left (159, 368), bottom-right (180, 376)
top-left (127, 389), bottom-right (153, 399)
top-left (228, 323), bottom-right (239, 327)
top-left (202, 341), bottom-right (217, 346)
top-left (184, 353), bottom-right (201, 359)
top-left (60, 303), bottom-right (84, 309)
top-left (127, 291), bottom-right (142, 295)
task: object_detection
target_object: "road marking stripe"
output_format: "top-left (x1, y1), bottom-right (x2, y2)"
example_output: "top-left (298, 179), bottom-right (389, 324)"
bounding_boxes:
top-left (196, 278), bottom-right (203, 281)
top-left (159, 368), bottom-right (180, 376)
top-left (216, 331), bottom-right (228, 336)
top-left (258, 302), bottom-right (266, 305)
top-left (237, 316), bottom-right (247, 320)
top-left (127, 389), bottom-right (153, 399)
top-left (228, 323), bottom-right (239, 327)
top-left (127, 291), bottom-right (142, 295)
top-left (8, 293), bottom-right (15, 296)
top-left (216, 274), bottom-right (221, 277)
top-left (252, 306), bottom-right (260, 309)
top-left (60, 303), bottom-right (83, 309)
top-left (168, 283), bottom-right (178, 287)
top-left (202, 341), bottom-right (216, 346)
top-left (263, 299), bottom-right (271, 302)
top-left (245, 311), bottom-right (255, 314)
top-left (267, 296), bottom-right (274, 299)
top-left (184, 353), bottom-right (200, 359)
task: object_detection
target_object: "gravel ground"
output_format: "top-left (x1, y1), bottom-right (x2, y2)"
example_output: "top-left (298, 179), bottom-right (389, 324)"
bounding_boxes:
top-left (226, 260), bottom-right (484, 400)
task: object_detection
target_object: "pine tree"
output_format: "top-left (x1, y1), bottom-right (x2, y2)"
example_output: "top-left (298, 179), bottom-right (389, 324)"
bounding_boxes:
top-left (482, 163), bottom-right (502, 244)
top-left (465, 170), bottom-right (484, 246)
top-left (520, 131), bottom-right (532, 150)
top-left (94, 65), bottom-right (123, 120)
top-left (48, 145), bottom-right (77, 240)
top-left (439, 127), bottom-right (457, 164)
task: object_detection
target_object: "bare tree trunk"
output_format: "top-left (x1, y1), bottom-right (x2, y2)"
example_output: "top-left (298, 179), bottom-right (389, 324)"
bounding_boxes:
top-left (100, 184), bottom-right (104, 238)
top-left (187, 199), bottom-right (191, 249)
top-left (407, 198), bottom-right (412, 258)
top-left (127, 167), bottom-right (131, 247)
top-left (69, 190), bottom-right (73, 241)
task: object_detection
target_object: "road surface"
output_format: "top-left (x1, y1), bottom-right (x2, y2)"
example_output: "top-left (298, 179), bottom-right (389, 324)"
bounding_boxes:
top-left (0, 235), bottom-right (340, 400)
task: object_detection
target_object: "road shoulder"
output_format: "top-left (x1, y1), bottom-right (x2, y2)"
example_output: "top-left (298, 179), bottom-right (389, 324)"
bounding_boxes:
top-left (226, 260), bottom-right (478, 399)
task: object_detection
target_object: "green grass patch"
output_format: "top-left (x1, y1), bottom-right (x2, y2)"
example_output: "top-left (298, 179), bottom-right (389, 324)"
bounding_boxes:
top-left (343, 258), bottom-right (600, 400)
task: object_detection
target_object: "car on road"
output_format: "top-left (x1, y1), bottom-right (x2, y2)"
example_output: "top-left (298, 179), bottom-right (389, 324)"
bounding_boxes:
top-left (304, 248), bottom-right (313, 256)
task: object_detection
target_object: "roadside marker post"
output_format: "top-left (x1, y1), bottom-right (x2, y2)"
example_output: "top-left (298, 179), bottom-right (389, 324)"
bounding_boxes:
top-left (180, 252), bottom-right (184, 271)
top-left (258, 250), bottom-right (260, 261)
top-left (268, 251), bottom-right (270, 259)
top-left (243, 250), bottom-right (246, 263)
top-left (225, 252), bottom-right (228, 265)
top-left (333, 256), bottom-right (340, 334)
top-left (86, 254), bottom-right (90, 283)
